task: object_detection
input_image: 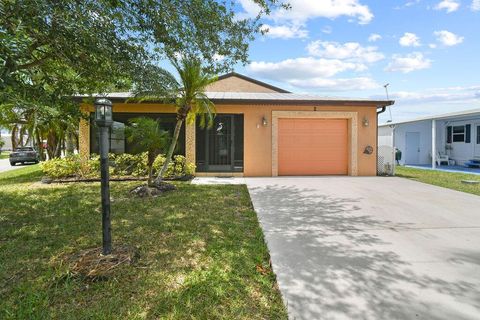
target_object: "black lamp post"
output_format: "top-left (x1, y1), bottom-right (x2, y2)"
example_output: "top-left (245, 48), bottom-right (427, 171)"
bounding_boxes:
top-left (94, 98), bottom-right (113, 255)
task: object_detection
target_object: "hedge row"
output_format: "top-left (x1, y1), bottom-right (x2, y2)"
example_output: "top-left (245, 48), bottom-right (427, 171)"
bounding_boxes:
top-left (40, 153), bottom-right (195, 179)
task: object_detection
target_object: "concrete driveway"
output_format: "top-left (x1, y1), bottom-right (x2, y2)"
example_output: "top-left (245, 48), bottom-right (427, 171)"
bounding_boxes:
top-left (245, 177), bottom-right (480, 320)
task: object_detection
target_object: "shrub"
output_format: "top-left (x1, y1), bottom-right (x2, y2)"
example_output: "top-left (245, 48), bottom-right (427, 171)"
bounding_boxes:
top-left (41, 155), bottom-right (82, 179)
top-left (41, 153), bottom-right (195, 180)
top-left (113, 153), bottom-right (148, 177)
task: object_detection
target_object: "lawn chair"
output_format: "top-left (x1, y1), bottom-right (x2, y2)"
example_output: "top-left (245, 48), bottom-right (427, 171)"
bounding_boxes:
top-left (436, 151), bottom-right (449, 166)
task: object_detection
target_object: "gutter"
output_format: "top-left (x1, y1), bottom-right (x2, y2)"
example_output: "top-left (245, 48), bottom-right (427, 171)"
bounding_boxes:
top-left (377, 106), bottom-right (386, 115)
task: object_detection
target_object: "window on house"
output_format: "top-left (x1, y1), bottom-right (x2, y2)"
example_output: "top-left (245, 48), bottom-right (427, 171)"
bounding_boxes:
top-left (465, 124), bottom-right (471, 143)
top-left (452, 125), bottom-right (465, 142)
top-left (477, 126), bottom-right (480, 144)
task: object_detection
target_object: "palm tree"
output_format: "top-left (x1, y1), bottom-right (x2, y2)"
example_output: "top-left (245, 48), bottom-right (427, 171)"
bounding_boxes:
top-left (133, 58), bottom-right (217, 185)
top-left (125, 117), bottom-right (170, 186)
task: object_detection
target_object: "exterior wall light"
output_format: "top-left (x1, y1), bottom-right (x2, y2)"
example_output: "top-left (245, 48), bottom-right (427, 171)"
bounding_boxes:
top-left (262, 116), bottom-right (268, 127)
top-left (363, 117), bottom-right (369, 127)
top-left (94, 98), bottom-right (113, 255)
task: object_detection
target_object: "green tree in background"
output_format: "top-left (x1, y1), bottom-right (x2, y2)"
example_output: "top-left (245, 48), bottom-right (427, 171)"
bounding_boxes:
top-left (132, 58), bottom-right (217, 184)
top-left (0, 0), bottom-right (286, 159)
top-left (125, 117), bottom-right (170, 186)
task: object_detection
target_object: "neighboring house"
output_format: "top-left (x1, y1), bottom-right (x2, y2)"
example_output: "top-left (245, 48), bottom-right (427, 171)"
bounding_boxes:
top-left (76, 72), bottom-right (393, 177)
top-left (0, 134), bottom-right (13, 151)
top-left (378, 108), bottom-right (480, 168)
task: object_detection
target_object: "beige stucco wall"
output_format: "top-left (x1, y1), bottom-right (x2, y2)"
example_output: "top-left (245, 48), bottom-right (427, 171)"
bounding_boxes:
top-left (78, 103), bottom-right (379, 176)
top-left (205, 76), bottom-right (279, 93)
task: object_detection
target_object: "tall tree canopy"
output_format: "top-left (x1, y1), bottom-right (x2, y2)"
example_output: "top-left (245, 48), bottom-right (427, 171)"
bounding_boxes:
top-left (0, 0), bottom-right (285, 157)
top-left (1, 0), bottom-right (285, 105)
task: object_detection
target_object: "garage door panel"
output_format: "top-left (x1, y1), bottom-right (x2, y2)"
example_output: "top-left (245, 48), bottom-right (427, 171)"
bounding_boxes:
top-left (278, 118), bottom-right (348, 176)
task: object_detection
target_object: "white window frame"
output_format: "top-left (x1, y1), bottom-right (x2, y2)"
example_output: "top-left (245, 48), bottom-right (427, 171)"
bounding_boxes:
top-left (452, 125), bottom-right (465, 143)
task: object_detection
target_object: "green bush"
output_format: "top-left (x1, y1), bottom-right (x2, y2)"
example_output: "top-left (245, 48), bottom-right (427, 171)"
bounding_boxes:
top-left (113, 153), bottom-right (148, 177)
top-left (41, 153), bottom-right (195, 180)
top-left (40, 156), bottom-right (82, 179)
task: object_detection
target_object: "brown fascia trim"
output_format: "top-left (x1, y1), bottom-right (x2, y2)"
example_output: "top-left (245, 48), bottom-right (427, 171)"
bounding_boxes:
top-left (217, 72), bottom-right (291, 93)
top-left (209, 99), bottom-right (395, 107)
top-left (75, 97), bottom-right (395, 107)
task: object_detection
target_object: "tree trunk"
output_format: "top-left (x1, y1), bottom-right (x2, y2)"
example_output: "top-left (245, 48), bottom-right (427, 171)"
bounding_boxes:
top-left (147, 165), bottom-right (154, 186)
top-left (11, 125), bottom-right (18, 150)
top-left (155, 119), bottom-right (183, 184)
top-left (66, 130), bottom-right (75, 155)
top-left (36, 130), bottom-right (45, 161)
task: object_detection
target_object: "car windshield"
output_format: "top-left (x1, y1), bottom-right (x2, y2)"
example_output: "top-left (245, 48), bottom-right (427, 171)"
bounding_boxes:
top-left (15, 147), bottom-right (34, 152)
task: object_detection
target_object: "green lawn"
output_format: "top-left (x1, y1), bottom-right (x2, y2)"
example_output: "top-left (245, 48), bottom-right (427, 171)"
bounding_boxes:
top-left (396, 166), bottom-right (480, 196)
top-left (0, 166), bottom-right (286, 319)
top-left (0, 151), bottom-right (10, 159)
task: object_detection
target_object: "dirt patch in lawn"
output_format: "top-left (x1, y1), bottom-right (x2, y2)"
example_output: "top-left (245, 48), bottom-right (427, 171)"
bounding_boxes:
top-left (63, 245), bottom-right (139, 281)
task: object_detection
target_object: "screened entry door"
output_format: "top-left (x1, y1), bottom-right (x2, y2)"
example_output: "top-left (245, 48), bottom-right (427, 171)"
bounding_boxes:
top-left (207, 115), bottom-right (235, 171)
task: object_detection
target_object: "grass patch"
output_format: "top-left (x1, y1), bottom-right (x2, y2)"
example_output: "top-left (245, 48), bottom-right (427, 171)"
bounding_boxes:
top-left (396, 166), bottom-right (480, 196)
top-left (0, 167), bottom-right (286, 319)
top-left (0, 151), bottom-right (10, 160)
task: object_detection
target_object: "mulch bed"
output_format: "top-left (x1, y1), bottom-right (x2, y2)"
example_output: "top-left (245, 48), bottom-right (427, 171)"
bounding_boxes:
top-left (63, 245), bottom-right (139, 281)
top-left (129, 182), bottom-right (177, 197)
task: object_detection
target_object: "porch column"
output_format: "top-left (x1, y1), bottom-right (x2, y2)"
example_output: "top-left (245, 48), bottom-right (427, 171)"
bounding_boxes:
top-left (185, 122), bottom-right (196, 166)
top-left (79, 108), bottom-right (90, 162)
top-left (432, 119), bottom-right (436, 169)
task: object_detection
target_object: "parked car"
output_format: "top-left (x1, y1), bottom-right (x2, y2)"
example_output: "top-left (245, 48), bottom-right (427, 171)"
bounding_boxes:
top-left (9, 147), bottom-right (39, 166)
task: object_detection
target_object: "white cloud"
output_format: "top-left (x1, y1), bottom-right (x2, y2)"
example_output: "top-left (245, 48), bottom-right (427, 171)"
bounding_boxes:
top-left (399, 32), bottom-right (421, 47)
top-left (247, 56), bottom-right (380, 91)
top-left (394, 0), bottom-right (420, 10)
top-left (429, 43), bottom-right (437, 49)
top-left (239, 0), bottom-right (374, 25)
top-left (306, 40), bottom-right (384, 63)
top-left (385, 52), bottom-right (432, 73)
top-left (435, 0), bottom-right (460, 13)
top-left (289, 77), bottom-right (380, 90)
top-left (248, 57), bottom-right (363, 79)
top-left (434, 30), bottom-right (464, 46)
top-left (260, 24), bottom-right (308, 39)
top-left (472, 0), bottom-right (480, 11)
top-left (368, 33), bottom-right (382, 42)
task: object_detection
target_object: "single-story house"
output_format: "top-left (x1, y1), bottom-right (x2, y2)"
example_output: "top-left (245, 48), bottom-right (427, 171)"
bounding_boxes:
top-left (77, 72), bottom-right (394, 177)
top-left (1, 133), bottom-right (12, 151)
top-left (378, 108), bottom-right (480, 168)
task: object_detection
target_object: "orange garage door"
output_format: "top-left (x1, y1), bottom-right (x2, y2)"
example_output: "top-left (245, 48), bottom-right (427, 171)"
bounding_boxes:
top-left (278, 118), bottom-right (348, 175)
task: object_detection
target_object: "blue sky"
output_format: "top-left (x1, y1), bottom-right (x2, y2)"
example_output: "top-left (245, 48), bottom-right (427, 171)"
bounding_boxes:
top-left (231, 0), bottom-right (480, 123)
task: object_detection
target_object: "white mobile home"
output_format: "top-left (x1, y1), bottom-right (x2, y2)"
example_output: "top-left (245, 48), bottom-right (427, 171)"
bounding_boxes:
top-left (379, 108), bottom-right (480, 168)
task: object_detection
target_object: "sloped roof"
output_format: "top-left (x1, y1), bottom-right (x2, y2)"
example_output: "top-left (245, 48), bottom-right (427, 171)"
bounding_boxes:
top-left (214, 72), bottom-right (290, 93)
top-left (75, 91), bottom-right (394, 106)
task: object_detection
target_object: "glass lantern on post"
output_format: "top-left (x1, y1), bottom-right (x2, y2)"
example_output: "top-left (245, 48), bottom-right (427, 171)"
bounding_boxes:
top-left (94, 98), bottom-right (113, 255)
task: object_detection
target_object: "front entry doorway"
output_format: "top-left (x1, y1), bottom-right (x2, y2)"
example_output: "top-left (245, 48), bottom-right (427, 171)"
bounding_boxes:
top-left (405, 132), bottom-right (421, 165)
top-left (196, 114), bottom-right (244, 172)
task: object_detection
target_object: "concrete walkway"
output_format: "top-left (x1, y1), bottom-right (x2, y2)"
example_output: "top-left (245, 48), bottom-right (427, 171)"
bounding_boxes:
top-left (244, 177), bottom-right (480, 320)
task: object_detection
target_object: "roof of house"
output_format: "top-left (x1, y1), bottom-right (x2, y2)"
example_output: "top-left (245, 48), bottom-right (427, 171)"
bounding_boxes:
top-left (214, 72), bottom-right (291, 93)
top-left (75, 91), bottom-right (394, 107)
top-left (74, 71), bottom-right (394, 107)
top-left (379, 107), bottom-right (480, 127)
